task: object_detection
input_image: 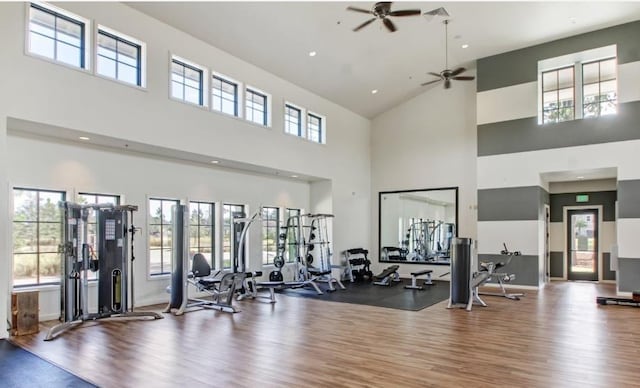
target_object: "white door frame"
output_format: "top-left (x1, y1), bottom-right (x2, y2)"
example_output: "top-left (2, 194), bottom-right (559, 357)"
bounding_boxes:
top-left (562, 205), bottom-right (603, 281)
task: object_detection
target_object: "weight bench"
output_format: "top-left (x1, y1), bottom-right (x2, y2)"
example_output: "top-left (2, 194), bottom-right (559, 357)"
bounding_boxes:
top-left (238, 271), bottom-right (285, 303)
top-left (404, 269), bottom-right (433, 290)
top-left (373, 265), bottom-right (401, 286)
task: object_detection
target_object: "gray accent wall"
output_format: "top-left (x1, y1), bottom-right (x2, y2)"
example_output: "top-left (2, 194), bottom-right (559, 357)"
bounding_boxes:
top-left (603, 252), bottom-right (616, 281)
top-left (478, 186), bottom-right (546, 221)
top-left (550, 191), bottom-right (617, 222)
top-left (478, 101), bottom-right (640, 156)
top-left (550, 251), bottom-right (564, 278)
top-left (478, 254), bottom-right (539, 286)
top-left (618, 258), bottom-right (640, 292)
top-left (618, 180), bottom-right (640, 218)
top-left (477, 20), bottom-right (640, 92)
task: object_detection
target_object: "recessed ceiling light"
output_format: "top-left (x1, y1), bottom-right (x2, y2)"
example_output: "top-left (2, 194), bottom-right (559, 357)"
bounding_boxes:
top-left (210, 160), bottom-right (219, 164)
top-left (309, 51), bottom-right (317, 57)
top-left (577, 176), bottom-right (585, 179)
top-left (371, 89), bottom-right (378, 94)
top-left (461, 44), bottom-right (469, 49)
top-left (569, 17), bottom-right (577, 24)
top-left (291, 175), bottom-right (298, 178)
top-left (79, 136), bottom-right (90, 141)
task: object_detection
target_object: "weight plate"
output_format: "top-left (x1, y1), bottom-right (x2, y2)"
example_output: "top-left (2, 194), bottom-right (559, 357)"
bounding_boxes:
top-left (274, 256), bottom-right (285, 268)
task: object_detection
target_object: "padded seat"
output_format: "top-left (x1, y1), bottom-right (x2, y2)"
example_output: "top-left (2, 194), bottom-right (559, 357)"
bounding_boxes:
top-left (308, 268), bottom-right (332, 276)
top-left (197, 278), bottom-right (221, 288)
top-left (410, 269), bottom-right (433, 276)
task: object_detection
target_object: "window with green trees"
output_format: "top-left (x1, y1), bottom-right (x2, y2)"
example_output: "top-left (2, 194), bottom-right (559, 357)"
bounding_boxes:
top-left (261, 207), bottom-right (279, 265)
top-left (12, 188), bottom-right (65, 287)
top-left (189, 201), bottom-right (215, 268)
top-left (148, 198), bottom-right (178, 275)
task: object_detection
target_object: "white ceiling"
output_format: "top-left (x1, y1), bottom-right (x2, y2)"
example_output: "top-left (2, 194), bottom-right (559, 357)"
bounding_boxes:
top-left (127, 1), bottom-right (640, 119)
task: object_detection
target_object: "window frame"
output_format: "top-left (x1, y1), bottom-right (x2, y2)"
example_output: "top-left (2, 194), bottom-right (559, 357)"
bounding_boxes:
top-left (211, 72), bottom-right (240, 117)
top-left (306, 111), bottom-right (325, 144)
top-left (245, 87), bottom-right (270, 127)
top-left (581, 57), bottom-right (617, 119)
top-left (189, 201), bottom-right (216, 269)
top-left (537, 45), bottom-right (618, 125)
top-left (148, 197), bottom-right (179, 277)
top-left (261, 206), bottom-right (280, 266)
top-left (170, 55), bottom-right (207, 107)
top-left (284, 103), bottom-right (303, 137)
top-left (541, 65), bottom-right (575, 125)
top-left (25, 2), bottom-right (91, 71)
top-left (12, 187), bottom-right (67, 288)
top-left (95, 25), bottom-right (146, 88)
top-left (284, 208), bottom-right (301, 263)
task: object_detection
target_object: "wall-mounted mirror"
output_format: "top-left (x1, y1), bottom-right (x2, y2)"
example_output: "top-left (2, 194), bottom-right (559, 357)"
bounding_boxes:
top-left (379, 187), bottom-right (458, 265)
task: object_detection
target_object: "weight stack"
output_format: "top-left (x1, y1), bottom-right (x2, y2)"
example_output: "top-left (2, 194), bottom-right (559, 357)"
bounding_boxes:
top-left (448, 237), bottom-right (472, 308)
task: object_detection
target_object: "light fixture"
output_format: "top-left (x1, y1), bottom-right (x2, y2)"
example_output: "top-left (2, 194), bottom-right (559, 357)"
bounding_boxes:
top-left (309, 51), bottom-right (317, 57)
top-left (577, 176), bottom-right (585, 179)
top-left (461, 44), bottom-right (469, 49)
top-left (78, 136), bottom-right (90, 141)
top-left (291, 175), bottom-right (298, 178)
top-left (210, 160), bottom-right (219, 164)
top-left (371, 89), bottom-right (378, 94)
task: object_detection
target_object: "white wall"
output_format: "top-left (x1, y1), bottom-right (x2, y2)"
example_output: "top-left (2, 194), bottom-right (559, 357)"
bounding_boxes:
top-left (0, 2), bottom-right (371, 337)
top-left (371, 80), bottom-right (478, 277)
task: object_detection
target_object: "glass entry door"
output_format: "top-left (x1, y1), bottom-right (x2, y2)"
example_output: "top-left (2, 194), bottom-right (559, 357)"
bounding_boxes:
top-left (567, 209), bottom-right (598, 281)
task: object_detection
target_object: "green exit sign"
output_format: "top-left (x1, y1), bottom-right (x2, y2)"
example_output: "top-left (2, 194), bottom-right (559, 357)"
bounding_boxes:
top-left (576, 194), bottom-right (589, 203)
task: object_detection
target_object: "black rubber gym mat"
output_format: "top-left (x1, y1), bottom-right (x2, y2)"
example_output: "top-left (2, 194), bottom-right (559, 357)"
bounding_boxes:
top-left (278, 279), bottom-right (450, 311)
top-left (0, 339), bottom-right (97, 388)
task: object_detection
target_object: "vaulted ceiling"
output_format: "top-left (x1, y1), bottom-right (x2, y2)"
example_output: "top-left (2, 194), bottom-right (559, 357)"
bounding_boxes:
top-left (127, 2), bottom-right (640, 118)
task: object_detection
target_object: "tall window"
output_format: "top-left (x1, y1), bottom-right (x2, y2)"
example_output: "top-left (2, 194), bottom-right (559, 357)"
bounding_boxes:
top-left (77, 192), bottom-right (120, 280)
top-left (261, 207), bottom-right (279, 265)
top-left (189, 201), bottom-right (215, 268)
top-left (28, 3), bottom-right (86, 68)
top-left (284, 208), bottom-right (300, 263)
top-left (583, 58), bottom-right (617, 118)
top-left (212, 75), bottom-right (238, 116)
top-left (148, 198), bottom-right (178, 275)
top-left (97, 28), bottom-right (142, 86)
top-left (284, 104), bottom-right (302, 136)
top-left (222, 204), bottom-right (245, 269)
top-left (171, 58), bottom-right (203, 106)
top-left (12, 188), bottom-right (65, 286)
top-left (542, 66), bottom-right (574, 124)
top-left (245, 88), bottom-right (267, 126)
top-left (307, 113), bottom-right (323, 143)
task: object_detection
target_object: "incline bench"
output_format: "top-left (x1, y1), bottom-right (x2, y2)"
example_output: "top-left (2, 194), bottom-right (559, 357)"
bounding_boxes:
top-left (404, 269), bottom-right (433, 290)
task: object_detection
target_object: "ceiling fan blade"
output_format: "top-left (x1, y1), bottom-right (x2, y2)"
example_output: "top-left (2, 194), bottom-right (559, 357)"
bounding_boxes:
top-left (444, 79), bottom-right (451, 89)
top-left (353, 18), bottom-right (377, 32)
top-left (453, 76), bottom-right (475, 81)
top-left (450, 67), bottom-right (466, 77)
top-left (383, 17), bottom-right (397, 32)
top-left (421, 79), bottom-right (442, 86)
top-left (424, 7), bottom-right (450, 17)
top-left (428, 72), bottom-right (442, 78)
top-left (388, 9), bottom-right (422, 17)
top-left (346, 6), bottom-right (373, 14)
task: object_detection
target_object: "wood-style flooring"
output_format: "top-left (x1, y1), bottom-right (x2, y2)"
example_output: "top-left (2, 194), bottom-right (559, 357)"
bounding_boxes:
top-left (10, 282), bottom-right (640, 387)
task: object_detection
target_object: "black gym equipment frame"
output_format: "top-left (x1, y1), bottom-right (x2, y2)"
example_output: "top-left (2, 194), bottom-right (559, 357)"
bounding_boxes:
top-left (45, 202), bottom-right (162, 341)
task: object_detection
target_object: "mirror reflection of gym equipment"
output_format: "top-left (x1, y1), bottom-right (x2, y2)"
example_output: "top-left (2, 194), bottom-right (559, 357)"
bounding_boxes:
top-left (379, 187), bottom-right (457, 264)
top-left (45, 202), bottom-right (163, 341)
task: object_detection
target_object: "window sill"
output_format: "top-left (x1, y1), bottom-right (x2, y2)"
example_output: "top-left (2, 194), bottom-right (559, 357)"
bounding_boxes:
top-left (95, 73), bottom-right (147, 92)
top-left (147, 273), bottom-right (171, 281)
top-left (25, 51), bottom-right (91, 75)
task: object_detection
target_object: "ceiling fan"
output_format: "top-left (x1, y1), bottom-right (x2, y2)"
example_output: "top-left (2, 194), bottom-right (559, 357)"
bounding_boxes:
top-left (421, 20), bottom-right (475, 89)
top-left (347, 2), bottom-right (421, 33)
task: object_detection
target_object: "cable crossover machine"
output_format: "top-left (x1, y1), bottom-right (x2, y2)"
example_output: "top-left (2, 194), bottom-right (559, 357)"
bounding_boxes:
top-left (45, 202), bottom-right (162, 341)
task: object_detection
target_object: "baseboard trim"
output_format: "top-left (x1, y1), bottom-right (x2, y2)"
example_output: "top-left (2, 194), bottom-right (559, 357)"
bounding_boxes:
top-left (481, 283), bottom-right (540, 290)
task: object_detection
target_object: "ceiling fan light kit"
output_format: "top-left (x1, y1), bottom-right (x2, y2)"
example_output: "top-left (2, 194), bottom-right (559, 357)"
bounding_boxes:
top-left (421, 19), bottom-right (475, 89)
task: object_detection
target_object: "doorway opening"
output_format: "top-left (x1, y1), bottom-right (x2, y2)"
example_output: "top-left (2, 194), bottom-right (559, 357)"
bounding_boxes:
top-left (567, 208), bottom-right (599, 281)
